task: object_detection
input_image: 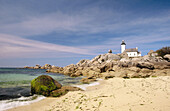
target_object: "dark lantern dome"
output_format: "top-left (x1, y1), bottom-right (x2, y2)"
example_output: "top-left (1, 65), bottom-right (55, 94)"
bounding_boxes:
top-left (121, 40), bottom-right (126, 45)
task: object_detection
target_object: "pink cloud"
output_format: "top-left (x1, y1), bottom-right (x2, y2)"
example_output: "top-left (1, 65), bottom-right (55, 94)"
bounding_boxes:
top-left (0, 34), bottom-right (96, 58)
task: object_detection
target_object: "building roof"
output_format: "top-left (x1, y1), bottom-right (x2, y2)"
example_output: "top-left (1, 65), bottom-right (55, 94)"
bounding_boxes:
top-left (124, 48), bottom-right (140, 53)
top-left (121, 40), bottom-right (126, 45)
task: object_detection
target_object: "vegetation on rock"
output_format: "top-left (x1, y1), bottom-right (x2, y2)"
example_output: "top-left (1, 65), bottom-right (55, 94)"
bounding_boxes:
top-left (31, 75), bottom-right (82, 97)
top-left (31, 75), bottom-right (62, 96)
top-left (156, 46), bottom-right (170, 57)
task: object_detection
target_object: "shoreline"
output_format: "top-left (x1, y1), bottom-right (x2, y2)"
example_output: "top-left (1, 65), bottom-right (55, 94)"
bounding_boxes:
top-left (8, 76), bottom-right (170, 111)
top-left (6, 79), bottom-right (103, 111)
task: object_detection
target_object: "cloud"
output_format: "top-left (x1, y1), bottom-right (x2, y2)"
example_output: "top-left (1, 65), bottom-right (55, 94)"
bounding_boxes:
top-left (0, 12), bottom-right (91, 36)
top-left (0, 34), bottom-right (96, 58)
top-left (1, 7), bottom-right (170, 39)
top-left (80, 33), bottom-right (170, 55)
top-left (0, 8), bottom-right (170, 57)
top-left (0, 0), bottom-right (170, 58)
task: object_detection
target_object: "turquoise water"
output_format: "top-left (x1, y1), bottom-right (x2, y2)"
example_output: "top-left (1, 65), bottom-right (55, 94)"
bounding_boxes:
top-left (0, 68), bottom-right (101, 110)
top-left (0, 68), bottom-right (83, 100)
top-left (0, 68), bottom-right (84, 110)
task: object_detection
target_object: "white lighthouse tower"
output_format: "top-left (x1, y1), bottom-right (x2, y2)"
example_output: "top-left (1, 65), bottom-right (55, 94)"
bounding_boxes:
top-left (121, 40), bottom-right (126, 53)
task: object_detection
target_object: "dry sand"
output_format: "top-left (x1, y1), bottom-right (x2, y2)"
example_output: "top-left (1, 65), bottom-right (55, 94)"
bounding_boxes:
top-left (8, 76), bottom-right (170, 111)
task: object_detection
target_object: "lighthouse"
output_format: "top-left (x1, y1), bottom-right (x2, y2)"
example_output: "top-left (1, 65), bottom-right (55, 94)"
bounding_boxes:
top-left (121, 40), bottom-right (126, 53)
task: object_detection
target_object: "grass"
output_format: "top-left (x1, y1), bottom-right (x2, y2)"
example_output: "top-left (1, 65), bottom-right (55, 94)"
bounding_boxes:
top-left (76, 105), bottom-right (79, 109)
top-left (99, 101), bottom-right (102, 106)
top-left (62, 99), bottom-right (65, 102)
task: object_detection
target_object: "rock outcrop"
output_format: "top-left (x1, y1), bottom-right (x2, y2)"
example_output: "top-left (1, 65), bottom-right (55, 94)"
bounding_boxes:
top-left (46, 51), bottom-right (170, 82)
top-left (25, 48), bottom-right (170, 86)
top-left (24, 64), bottom-right (52, 69)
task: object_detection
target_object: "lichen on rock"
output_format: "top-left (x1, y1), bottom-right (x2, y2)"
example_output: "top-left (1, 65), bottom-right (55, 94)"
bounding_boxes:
top-left (31, 75), bottom-right (62, 96)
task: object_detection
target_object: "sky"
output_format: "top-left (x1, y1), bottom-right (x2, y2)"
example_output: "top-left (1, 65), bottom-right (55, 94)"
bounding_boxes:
top-left (0, 0), bottom-right (170, 67)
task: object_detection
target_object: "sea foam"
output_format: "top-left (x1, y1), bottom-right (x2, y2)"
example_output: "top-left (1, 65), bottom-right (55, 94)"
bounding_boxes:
top-left (72, 79), bottom-right (102, 90)
top-left (0, 95), bottom-right (46, 111)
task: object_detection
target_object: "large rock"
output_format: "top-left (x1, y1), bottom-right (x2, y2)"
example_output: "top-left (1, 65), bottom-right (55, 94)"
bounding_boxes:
top-left (51, 86), bottom-right (83, 97)
top-left (120, 58), bottom-right (130, 62)
top-left (98, 63), bottom-right (108, 72)
top-left (131, 57), bottom-right (142, 62)
top-left (87, 70), bottom-right (101, 77)
top-left (31, 75), bottom-right (62, 96)
top-left (81, 67), bottom-right (91, 76)
top-left (101, 72), bottom-right (115, 79)
top-left (90, 53), bottom-right (120, 64)
top-left (46, 67), bottom-right (64, 73)
top-left (112, 65), bottom-right (120, 71)
top-left (164, 54), bottom-right (170, 62)
top-left (63, 64), bottom-right (77, 75)
top-left (142, 55), bottom-right (166, 63)
top-left (128, 67), bottom-right (141, 73)
top-left (99, 53), bottom-right (120, 63)
top-left (52, 65), bottom-right (56, 68)
top-left (80, 76), bottom-right (97, 84)
top-left (119, 62), bottom-right (129, 67)
top-left (147, 50), bottom-right (158, 57)
top-left (91, 66), bottom-right (101, 73)
top-left (154, 64), bottom-right (170, 69)
top-left (136, 62), bottom-right (154, 70)
top-left (41, 64), bottom-right (52, 69)
top-left (76, 59), bottom-right (90, 67)
top-left (151, 69), bottom-right (170, 76)
top-left (148, 50), bottom-right (154, 56)
top-left (121, 51), bottom-right (129, 59)
top-left (24, 66), bottom-right (34, 69)
top-left (140, 68), bottom-right (153, 73)
top-left (70, 70), bottom-right (83, 77)
top-left (34, 64), bottom-right (41, 69)
top-left (91, 55), bottom-right (101, 63)
top-left (98, 62), bottom-right (115, 73)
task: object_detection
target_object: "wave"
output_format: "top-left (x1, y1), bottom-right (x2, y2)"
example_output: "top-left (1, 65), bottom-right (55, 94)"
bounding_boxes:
top-left (0, 95), bottom-right (46, 111)
top-left (72, 79), bottom-right (102, 90)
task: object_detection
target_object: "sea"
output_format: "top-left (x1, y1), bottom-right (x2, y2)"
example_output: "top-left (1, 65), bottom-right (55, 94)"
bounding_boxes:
top-left (0, 68), bottom-right (86, 111)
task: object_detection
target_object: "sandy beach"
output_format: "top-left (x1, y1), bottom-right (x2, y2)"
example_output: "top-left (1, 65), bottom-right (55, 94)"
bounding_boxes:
top-left (8, 76), bottom-right (170, 111)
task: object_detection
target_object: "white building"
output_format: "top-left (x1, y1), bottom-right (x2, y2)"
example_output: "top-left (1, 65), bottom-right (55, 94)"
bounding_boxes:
top-left (121, 40), bottom-right (141, 57)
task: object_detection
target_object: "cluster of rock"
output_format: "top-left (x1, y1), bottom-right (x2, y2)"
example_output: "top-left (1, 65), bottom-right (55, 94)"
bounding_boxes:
top-left (24, 64), bottom-right (54, 69)
top-left (31, 75), bottom-right (82, 97)
top-left (47, 52), bottom-right (170, 83)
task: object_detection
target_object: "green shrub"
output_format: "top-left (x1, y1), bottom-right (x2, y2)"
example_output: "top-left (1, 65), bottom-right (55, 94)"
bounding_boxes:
top-left (156, 46), bottom-right (170, 57)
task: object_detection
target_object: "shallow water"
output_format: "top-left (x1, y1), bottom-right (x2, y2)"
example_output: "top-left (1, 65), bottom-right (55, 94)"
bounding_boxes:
top-left (0, 68), bottom-right (83, 110)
